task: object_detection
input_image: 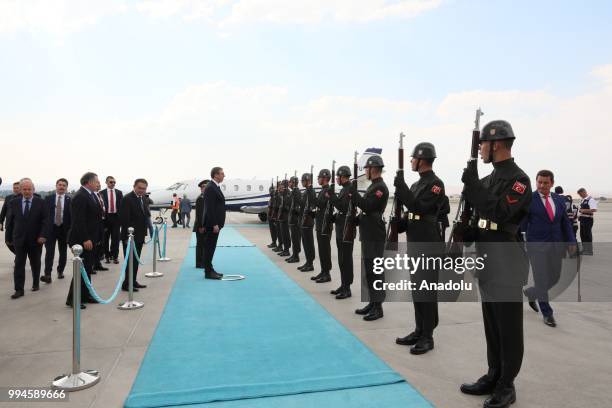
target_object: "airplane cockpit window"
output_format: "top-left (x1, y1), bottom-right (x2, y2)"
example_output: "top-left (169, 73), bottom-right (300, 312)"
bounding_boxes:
top-left (221, 184), bottom-right (226, 191)
top-left (234, 185), bottom-right (239, 191)
top-left (259, 185), bottom-right (264, 191)
top-left (166, 183), bottom-right (182, 190)
top-left (247, 185), bottom-right (252, 191)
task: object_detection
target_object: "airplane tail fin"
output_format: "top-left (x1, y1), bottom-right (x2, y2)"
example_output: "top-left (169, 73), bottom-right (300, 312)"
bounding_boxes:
top-left (356, 147), bottom-right (383, 190)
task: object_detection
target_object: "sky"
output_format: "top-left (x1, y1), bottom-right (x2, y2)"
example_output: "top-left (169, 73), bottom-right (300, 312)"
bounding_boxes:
top-left (1, 0), bottom-right (611, 195)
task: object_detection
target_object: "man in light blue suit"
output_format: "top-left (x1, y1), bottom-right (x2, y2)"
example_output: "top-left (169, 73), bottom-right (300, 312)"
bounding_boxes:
top-left (522, 170), bottom-right (576, 327)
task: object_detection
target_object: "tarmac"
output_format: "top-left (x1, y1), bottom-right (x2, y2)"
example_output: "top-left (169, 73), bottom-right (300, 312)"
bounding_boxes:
top-left (0, 201), bottom-right (611, 408)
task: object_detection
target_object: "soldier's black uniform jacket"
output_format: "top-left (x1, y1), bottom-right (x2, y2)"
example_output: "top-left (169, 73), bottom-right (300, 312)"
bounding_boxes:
top-left (267, 191), bottom-right (275, 218)
top-left (279, 189), bottom-right (289, 221)
top-left (395, 170), bottom-right (445, 243)
top-left (332, 182), bottom-right (354, 240)
top-left (288, 187), bottom-right (302, 225)
top-left (463, 158), bottom-right (532, 287)
top-left (315, 184), bottom-right (333, 233)
top-left (301, 186), bottom-right (316, 228)
top-left (353, 177), bottom-right (389, 258)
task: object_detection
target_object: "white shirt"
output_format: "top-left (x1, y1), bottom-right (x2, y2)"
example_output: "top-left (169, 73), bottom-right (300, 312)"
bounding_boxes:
top-left (539, 192), bottom-right (555, 217)
top-left (211, 179), bottom-right (221, 187)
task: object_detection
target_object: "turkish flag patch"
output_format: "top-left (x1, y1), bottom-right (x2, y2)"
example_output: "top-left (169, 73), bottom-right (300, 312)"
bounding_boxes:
top-left (512, 181), bottom-right (526, 194)
top-left (506, 195), bottom-right (519, 204)
top-left (431, 185), bottom-right (442, 194)
top-left (375, 190), bottom-right (383, 198)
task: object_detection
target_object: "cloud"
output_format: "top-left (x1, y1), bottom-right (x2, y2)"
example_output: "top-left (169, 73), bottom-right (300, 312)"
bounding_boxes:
top-left (0, 0), bottom-right (127, 36)
top-left (1, 63), bottom-right (612, 195)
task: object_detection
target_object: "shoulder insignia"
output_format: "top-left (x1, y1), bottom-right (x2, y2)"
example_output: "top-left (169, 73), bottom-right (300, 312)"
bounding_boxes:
top-left (506, 195), bottom-right (519, 204)
top-left (512, 181), bottom-right (526, 194)
top-left (431, 185), bottom-right (442, 194)
top-left (375, 190), bottom-right (383, 198)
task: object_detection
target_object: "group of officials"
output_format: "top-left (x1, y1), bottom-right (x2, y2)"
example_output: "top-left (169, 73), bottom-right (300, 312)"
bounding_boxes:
top-left (0, 173), bottom-right (151, 308)
top-left (264, 119), bottom-right (596, 408)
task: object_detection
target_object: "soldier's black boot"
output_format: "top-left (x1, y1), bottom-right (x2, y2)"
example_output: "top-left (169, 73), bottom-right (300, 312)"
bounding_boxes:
top-left (355, 302), bottom-right (374, 315)
top-left (297, 263), bottom-right (308, 270)
top-left (363, 302), bottom-right (383, 321)
top-left (410, 337), bottom-right (434, 355)
top-left (330, 285), bottom-right (343, 295)
top-left (286, 254), bottom-right (300, 263)
top-left (278, 250), bottom-right (290, 256)
top-left (396, 331), bottom-right (421, 346)
top-left (311, 272), bottom-right (323, 280)
top-left (300, 263), bottom-right (314, 272)
top-left (483, 384), bottom-right (516, 408)
top-left (335, 287), bottom-right (351, 299)
top-left (267, 242), bottom-right (277, 248)
top-left (460, 375), bottom-right (498, 396)
top-left (272, 246), bottom-right (283, 252)
top-left (316, 272), bottom-right (331, 283)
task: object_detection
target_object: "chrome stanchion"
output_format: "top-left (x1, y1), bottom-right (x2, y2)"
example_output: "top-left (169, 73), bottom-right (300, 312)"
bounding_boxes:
top-left (158, 218), bottom-right (171, 262)
top-left (118, 228), bottom-right (144, 310)
top-left (145, 225), bottom-right (163, 278)
top-left (52, 245), bottom-right (100, 391)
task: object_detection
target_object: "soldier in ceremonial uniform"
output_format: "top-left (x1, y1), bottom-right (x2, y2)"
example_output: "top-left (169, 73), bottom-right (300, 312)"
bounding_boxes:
top-left (271, 182), bottom-right (284, 253)
top-left (298, 173), bottom-right (316, 272)
top-left (460, 120), bottom-right (532, 408)
top-left (394, 143), bottom-right (445, 354)
top-left (352, 156), bottom-right (389, 321)
top-left (330, 165), bottom-right (354, 299)
top-left (312, 169), bottom-right (333, 283)
top-left (266, 185), bottom-right (278, 249)
top-left (193, 179), bottom-right (209, 268)
top-left (276, 180), bottom-right (291, 257)
top-left (286, 176), bottom-right (302, 263)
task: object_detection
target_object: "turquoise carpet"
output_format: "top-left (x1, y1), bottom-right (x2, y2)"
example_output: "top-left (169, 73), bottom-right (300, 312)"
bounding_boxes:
top-left (125, 227), bottom-right (432, 408)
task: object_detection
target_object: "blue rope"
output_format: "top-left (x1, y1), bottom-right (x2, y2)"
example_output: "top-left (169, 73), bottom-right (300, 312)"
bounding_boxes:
top-left (80, 239), bottom-right (130, 304)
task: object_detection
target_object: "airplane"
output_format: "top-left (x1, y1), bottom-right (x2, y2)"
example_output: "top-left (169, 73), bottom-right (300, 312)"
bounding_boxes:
top-left (147, 148), bottom-right (383, 222)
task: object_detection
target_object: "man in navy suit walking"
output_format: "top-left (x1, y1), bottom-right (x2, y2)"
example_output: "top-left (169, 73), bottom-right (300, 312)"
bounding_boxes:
top-left (522, 170), bottom-right (576, 327)
top-left (41, 178), bottom-right (71, 283)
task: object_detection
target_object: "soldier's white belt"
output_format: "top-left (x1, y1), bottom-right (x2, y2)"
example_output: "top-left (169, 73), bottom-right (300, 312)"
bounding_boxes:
top-left (407, 212), bottom-right (437, 222)
top-left (478, 219), bottom-right (498, 230)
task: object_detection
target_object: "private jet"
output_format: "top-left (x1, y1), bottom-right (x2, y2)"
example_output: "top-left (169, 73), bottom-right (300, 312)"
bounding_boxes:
top-left (147, 148), bottom-right (383, 222)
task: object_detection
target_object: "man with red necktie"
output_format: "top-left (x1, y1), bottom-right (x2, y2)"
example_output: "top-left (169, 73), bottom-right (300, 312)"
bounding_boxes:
top-left (101, 176), bottom-right (123, 264)
top-left (521, 170), bottom-right (576, 327)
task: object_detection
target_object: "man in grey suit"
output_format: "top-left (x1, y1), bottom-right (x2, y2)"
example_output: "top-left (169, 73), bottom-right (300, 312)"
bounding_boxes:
top-left (180, 194), bottom-right (192, 228)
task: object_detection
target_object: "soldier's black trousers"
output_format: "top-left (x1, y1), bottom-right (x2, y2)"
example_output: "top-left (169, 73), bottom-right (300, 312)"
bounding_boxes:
top-left (363, 258), bottom-right (386, 303)
top-left (413, 302), bottom-right (438, 339)
top-left (335, 233), bottom-right (354, 288)
top-left (195, 231), bottom-right (205, 268)
top-left (316, 230), bottom-right (332, 272)
top-left (268, 218), bottom-right (277, 245)
top-left (290, 223), bottom-right (301, 255)
top-left (480, 285), bottom-right (524, 387)
top-left (279, 220), bottom-right (291, 251)
top-left (301, 227), bottom-right (315, 263)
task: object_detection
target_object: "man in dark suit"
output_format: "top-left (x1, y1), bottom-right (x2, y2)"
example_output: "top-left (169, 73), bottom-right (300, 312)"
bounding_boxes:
top-left (5, 178), bottom-right (49, 299)
top-left (1, 181), bottom-right (21, 253)
top-left (193, 179), bottom-right (209, 269)
top-left (92, 179), bottom-right (109, 272)
top-left (41, 178), bottom-right (71, 283)
top-left (100, 176), bottom-right (123, 264)
top-left (66, 172), bottom-right (103, 308)
top-left (120, 178), bottom-right (151, 291)
top-left (202, 167), bottom-right (226, 279)
top-left (522, 170), bottom-right (577, 327)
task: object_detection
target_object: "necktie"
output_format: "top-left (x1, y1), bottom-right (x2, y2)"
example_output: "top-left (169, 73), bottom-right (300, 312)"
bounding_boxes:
top-left (55, 195), bottom-right (62, 226)
top-left (139, 196), bottom-right (145, 212)
top-left (545, 194), bottom-right (554, 222)
top-left (109, 189), bottom-right (115, 213)
top-left (24, 200), bottom-right (30, 217)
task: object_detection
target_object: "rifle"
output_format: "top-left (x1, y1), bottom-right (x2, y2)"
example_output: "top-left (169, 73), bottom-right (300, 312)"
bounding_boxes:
top-left (446, 108), bottom-right (484, 254)
top-left (385, 132), bottom-right (405, 249)
top-left (321, 160), bottom-right (336, 235)
top-left (289, 170), bottom-right (297, 226)
top-left (271, 176), bottom-right (279, 220)
top-left (342, 151), bottom-right (359, 242)
top-left (301, 165), bottom-right (315, 227)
